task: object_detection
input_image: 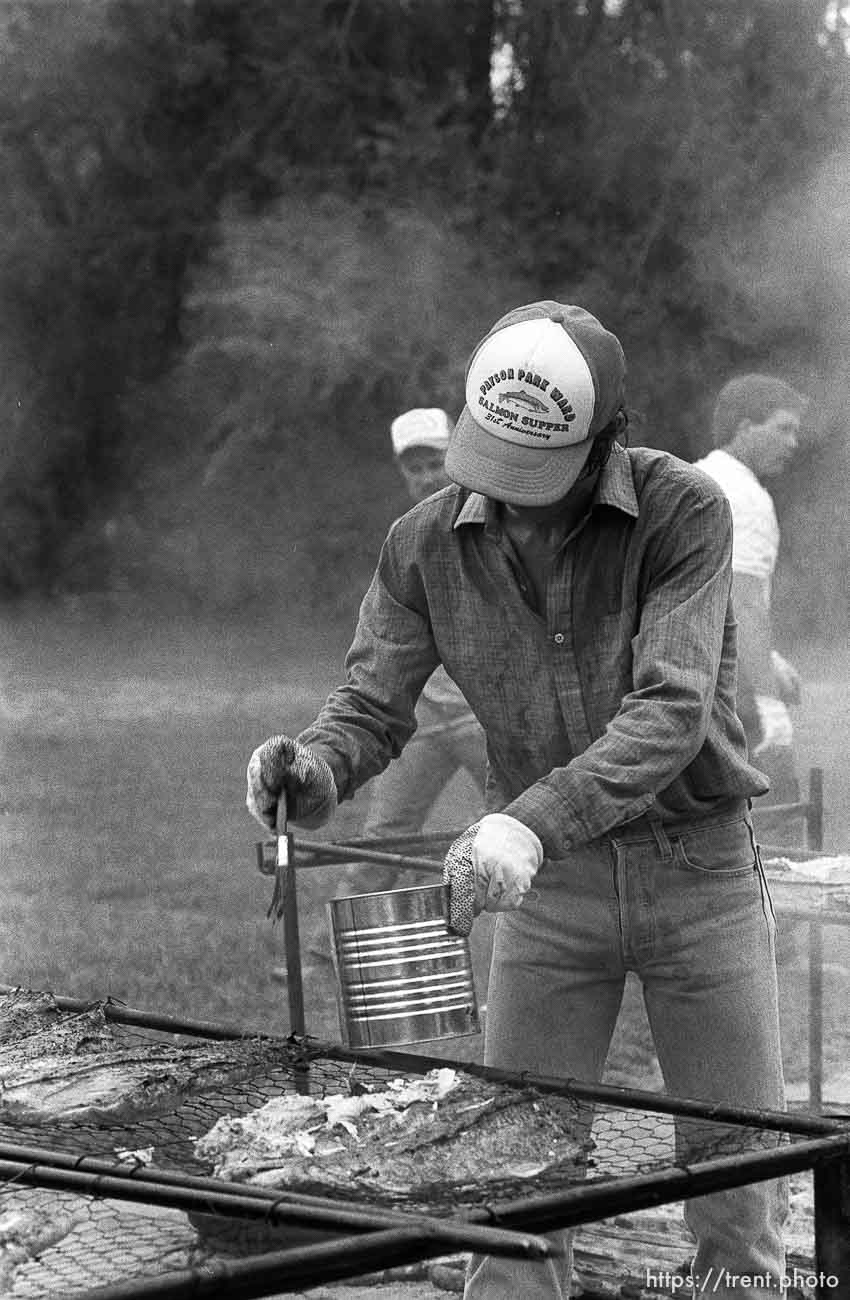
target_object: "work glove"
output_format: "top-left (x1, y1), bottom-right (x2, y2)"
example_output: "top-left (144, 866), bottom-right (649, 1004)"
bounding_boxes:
top-left (443, 813), bottom-right (544, 937)
top-left (753, 695), bottom-right (794, 755)
top-left (246, 735), bottom-right (337, 831)
top-left (771, 650), bottom-right (802, 706)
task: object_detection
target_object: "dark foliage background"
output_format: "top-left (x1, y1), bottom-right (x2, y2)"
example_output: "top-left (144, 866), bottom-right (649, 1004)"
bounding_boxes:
top-left (0, 0), bottom-right (848, 641)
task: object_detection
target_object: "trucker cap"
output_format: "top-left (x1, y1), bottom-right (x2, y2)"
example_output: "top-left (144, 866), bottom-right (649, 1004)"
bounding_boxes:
top-left (445, 301), bottom-right (626, 505)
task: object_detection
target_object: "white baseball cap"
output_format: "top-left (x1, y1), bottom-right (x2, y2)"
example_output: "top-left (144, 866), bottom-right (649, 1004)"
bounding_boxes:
top-left (390, 408), bottom-right (452, 456)
top-left (445, 301), bottom-right (626, 505)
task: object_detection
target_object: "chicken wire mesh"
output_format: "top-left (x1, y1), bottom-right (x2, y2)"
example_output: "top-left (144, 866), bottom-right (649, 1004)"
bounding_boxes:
top-left (0, 1185), bottom-right (200, 1297)
top-left (0, 990), bottom-right (840, 1298)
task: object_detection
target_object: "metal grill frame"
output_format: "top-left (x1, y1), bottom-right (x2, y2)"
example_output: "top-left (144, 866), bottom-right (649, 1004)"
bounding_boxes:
top-left (1, 990), bottom-right (849, 1300)
top-left (256, 768), bottom-right (832, 1079)
top-left (262, 795), bottom-right (850, 1122)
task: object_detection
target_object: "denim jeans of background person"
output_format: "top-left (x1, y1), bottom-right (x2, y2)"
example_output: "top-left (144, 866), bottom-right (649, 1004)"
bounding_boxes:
top-left (246, 300), bottom-right (788, 1299)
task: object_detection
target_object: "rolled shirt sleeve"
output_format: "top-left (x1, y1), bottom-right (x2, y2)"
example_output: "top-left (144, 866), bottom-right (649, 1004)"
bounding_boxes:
top-left (297, 529), bottom-right (440, 802)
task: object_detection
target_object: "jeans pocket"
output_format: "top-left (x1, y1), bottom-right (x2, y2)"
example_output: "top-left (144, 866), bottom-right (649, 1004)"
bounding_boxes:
top-left (675, 817), bottom-right (757, 877)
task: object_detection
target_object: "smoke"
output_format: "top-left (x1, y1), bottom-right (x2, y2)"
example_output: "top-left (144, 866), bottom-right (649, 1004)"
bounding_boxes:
top-left (736, 148), bottom-right (850, 410)
top-left (696, 143), bottom-right (850, 647)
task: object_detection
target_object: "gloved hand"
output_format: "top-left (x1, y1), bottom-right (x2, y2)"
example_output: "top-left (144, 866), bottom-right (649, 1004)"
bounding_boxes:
top-left (753, 695), bottom-right (793, 755)
top-left (771, 650), bottom-right (802, 706)
top-left (246, 735), bottom-right (337, 831)
top-left (443, 813), bottom-right (543, 936)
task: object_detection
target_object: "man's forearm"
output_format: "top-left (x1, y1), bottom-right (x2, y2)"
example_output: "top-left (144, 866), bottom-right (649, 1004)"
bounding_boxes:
top-left (731, 572), bottom-right (774, 695)
top-left (503, 686), bottom-right (707, 856)
top-left (297, 683), bottom-right (419, 804)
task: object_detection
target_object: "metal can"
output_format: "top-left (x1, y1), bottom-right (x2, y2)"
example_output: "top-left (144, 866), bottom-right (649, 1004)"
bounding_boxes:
top-left (327, 884), bottom-right (480, 1047)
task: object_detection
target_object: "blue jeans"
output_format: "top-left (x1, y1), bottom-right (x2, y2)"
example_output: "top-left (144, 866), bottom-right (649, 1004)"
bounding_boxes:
top-left (337, 705), bottom-right (486, 896)
top-left (465, 808), bottom-right (787, 1300)
top-left (362, 717), bottom-right (486, 843)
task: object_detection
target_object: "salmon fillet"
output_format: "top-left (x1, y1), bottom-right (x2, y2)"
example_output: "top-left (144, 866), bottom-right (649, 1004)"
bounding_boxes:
top-left (195, 1067), bottom-right (591, 1207)
top-left (0, 989), bottom-right (267, 1126)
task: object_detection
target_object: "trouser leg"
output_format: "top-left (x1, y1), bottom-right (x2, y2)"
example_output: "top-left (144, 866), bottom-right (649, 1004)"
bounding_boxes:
top-left (337, 733), bottom-right (459, 895)
top-left (636, 824), bottom-right (787, 1298)
top-left (359, 706), bottom-right (485, 850)
top-left (465, 843), bottom-right (625, 1300)
top-left (446, 722), bottom-right (488, 808)
top-left (361, 733), bottom-right (456, 840)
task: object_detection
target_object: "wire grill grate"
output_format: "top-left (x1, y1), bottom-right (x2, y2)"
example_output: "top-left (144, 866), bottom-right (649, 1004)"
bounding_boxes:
top-left (0, 991), bottom-right (840, 1298)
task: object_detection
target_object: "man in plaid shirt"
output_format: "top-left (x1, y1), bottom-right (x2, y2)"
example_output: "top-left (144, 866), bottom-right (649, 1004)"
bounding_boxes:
top-left (247, 301), bottom-right (787, 1299)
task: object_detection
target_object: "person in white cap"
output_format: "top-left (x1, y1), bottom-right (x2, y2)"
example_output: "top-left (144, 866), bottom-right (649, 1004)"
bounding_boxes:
top-left (349, 408), bottom-right (487, 878)
top-left (695, 375), bottom-right (809, 819)
top-left (247, 301), bottom-right (786, 1299)
top-left (272, 410), bottom-right (488, 997)
top-left (389, 407), bottom-right (456, 502)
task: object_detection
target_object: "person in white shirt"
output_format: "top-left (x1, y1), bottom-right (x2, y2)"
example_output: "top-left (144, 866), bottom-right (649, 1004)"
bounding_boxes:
top-left (695, 374), bottom-right (809, 808)
top-left (275, 410), bottom-right (489, 991)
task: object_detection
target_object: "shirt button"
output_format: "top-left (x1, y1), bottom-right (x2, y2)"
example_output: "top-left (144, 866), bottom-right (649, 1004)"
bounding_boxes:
top-left (553, 633), bottom-right (565, 645)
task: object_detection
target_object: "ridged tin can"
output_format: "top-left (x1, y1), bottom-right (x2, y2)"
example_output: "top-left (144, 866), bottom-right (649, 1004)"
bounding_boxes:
top-left (327, 884), bottom-right (480, 1047)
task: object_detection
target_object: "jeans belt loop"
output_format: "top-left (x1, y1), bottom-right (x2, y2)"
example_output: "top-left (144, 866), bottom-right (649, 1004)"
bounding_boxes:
top-left (647, 811), bottom-right (674, 860)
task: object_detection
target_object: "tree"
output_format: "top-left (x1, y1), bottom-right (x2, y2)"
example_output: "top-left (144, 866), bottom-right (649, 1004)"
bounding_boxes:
top-left (459, 1), bottom-right (846, 457)
top-left (0, 0), bottom-right (847, 635)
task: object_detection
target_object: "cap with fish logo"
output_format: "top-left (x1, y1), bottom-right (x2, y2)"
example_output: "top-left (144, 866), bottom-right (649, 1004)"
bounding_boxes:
top-left (446, 301), bottom-right (626, 506)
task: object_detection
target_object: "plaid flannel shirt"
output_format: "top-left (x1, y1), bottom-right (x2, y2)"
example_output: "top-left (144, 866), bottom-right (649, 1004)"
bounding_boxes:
top-left (299, 444), bottom-right (768, 858)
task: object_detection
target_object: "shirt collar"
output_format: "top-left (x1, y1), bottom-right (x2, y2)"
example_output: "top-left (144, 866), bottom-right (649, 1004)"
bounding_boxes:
top-left (451, 443), bottom-right (638, 530)
top-left (453, 492), bottom-right (489, 529)
top-left (594, 442), bottom-right (639, 517)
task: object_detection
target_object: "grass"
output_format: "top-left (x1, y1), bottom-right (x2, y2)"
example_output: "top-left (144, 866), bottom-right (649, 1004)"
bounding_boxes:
top-left (0, 600), bottom-right (346, 1035)
top-left (1, 597), bottom-right (848, 1096)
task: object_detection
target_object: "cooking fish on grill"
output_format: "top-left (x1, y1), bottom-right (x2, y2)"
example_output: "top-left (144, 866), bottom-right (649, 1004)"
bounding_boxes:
top-left (0, 989), bottom-right (269, 1126)
top-left (0, 1043), bottom-right (274, 1126)
top-left (194, 1067), bottom-right (591, 1208)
